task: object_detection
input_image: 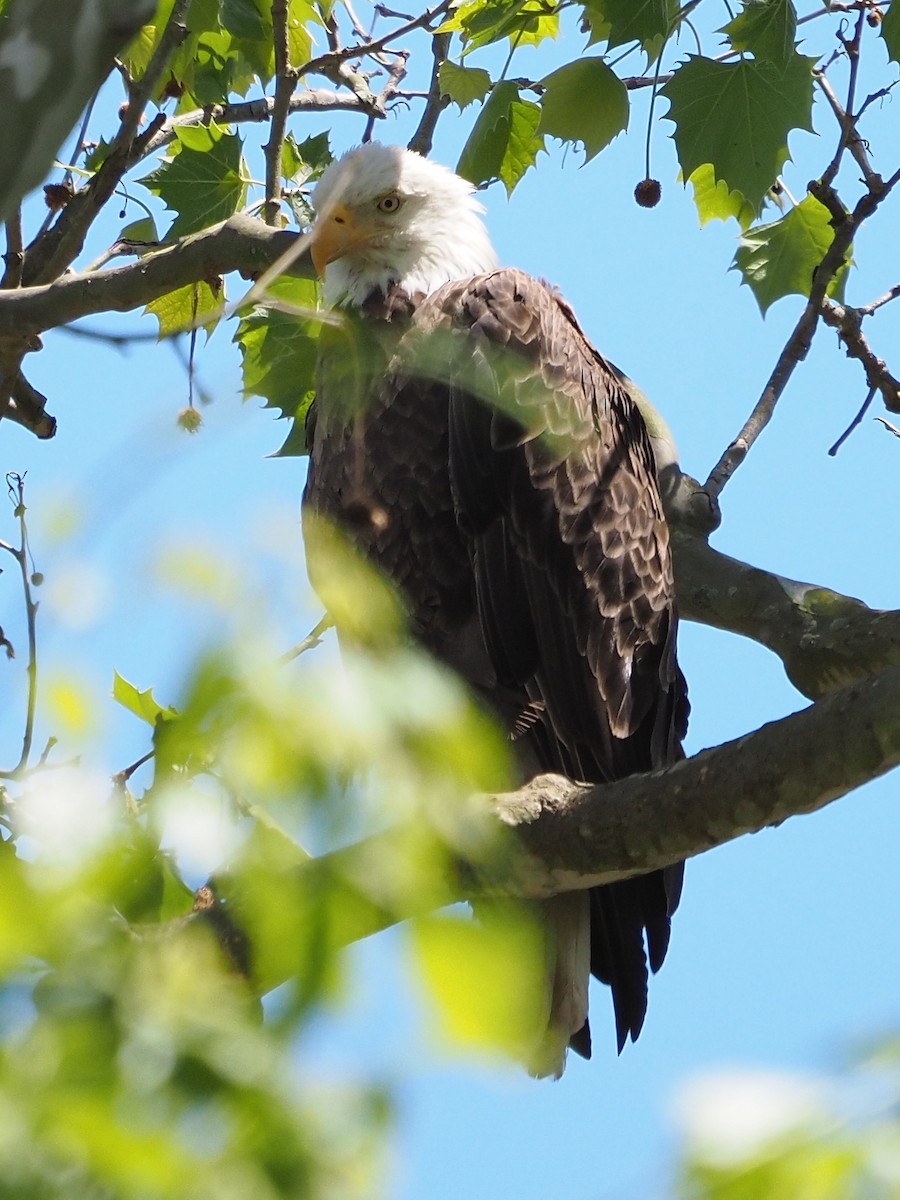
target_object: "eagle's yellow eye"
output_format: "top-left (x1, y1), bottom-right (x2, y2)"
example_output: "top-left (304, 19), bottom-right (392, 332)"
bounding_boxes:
top-left (377, 194), bottom-right (402, 213)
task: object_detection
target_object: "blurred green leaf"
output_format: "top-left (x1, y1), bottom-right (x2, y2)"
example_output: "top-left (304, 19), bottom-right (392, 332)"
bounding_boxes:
top-left (411, 907), bottom-right (547, 1061)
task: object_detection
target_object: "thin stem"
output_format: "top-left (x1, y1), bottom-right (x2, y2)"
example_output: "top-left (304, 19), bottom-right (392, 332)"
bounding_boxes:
top-left (828, 384), bottom-right (876, 455)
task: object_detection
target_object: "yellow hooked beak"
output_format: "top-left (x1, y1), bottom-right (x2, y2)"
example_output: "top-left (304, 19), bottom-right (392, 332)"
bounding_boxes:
top-left (309, 202), bottom-right (373, 276)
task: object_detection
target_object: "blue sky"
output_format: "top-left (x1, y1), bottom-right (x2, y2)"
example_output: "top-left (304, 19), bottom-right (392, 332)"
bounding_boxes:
top-left (3, 5), bottom-right (900, 1197)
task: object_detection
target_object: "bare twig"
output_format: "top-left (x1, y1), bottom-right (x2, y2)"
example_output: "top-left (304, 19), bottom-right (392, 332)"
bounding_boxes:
top-left (0, 475), bottom-right (40, 779)
top-left (820, 296), bottom-right (900, 413)
top-left (875, 416), bottom-right (900, 438)
top-left (815, 66), bottom-right (880, 190)
top-left (278, 615), bottom-right (333, 665)
top-left (859, 282), bottom-right (900, 316)
top-left (828, 384), bottom-right (876, 455)
top-left (113, 748), bottom-right (156, 786)
top-left (263, 0), bottom-right (298, 227)
top-left (821, 7), bottom-right (867, 187)
top-left (408, 32), bottom-right (451, 156)
top-left (295, 0), bottom-right (451, 83)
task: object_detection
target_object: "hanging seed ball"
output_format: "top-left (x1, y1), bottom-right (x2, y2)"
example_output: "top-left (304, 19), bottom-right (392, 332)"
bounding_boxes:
top-left (634, 178), bottom-right (662, 208)
top-left (177, 407), bottom-right (203, 433)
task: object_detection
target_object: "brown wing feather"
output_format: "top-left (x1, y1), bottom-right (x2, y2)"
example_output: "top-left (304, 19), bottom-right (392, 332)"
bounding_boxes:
top-left (402, 268), bottom-right (689, 1050)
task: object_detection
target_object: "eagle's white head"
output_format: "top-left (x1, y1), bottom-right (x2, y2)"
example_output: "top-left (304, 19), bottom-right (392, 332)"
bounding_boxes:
top-left (309, 143), bottom-right (499, 307)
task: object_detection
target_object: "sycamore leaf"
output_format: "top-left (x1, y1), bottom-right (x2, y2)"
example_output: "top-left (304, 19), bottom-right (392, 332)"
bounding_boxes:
top-left (722, 0), bottom-right (798, 70)
top-left (139, 123), bottom-right (246, 240)
top-left (539, 58), bottom-right (628, 161)
top-left (439, 61), bottom-right (492, 110)
top-left (145, 280), bottom-right (222, 337)
top-left (113, 672), bottom-right (179, 726)
top-left (235, 277), bottom-right (322, 453)
top-left (220, 0), bottom-right (316, 79)
top-left (457, 81), bottom-right (543, 195)
top-left (883, 1), bottom-right (900, 65)
top-left (661, 52), bottom-right (814, 212)
top-left (733, 193), bottom-right (851, 314)
top-left (581, 0), bottom-right (678, 55)
top-left (174, 28), bottom-right (256, 104)
top-left (281, 130), bottom-right (333, 183)
top-left (439, 0), bottom-right (557, 53)
top-left (687, 163), bottom-right (756, 229)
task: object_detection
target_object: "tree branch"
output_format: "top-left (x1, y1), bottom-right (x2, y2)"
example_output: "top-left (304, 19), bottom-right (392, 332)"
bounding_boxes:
top-left (22, 0), bottom-right (191, 286)
top-left (820, 296), bottom-right (900, 413)
top-left (0, 215), bottom-right (311, 339)
top-left (263, 0), bottom-right (298, 226)
top-left (671, 526), bottom-right (900, 701)
top-left (231, 659), bottom-right (900, 984)
top-left (704, 167), bottom-right (900, 501)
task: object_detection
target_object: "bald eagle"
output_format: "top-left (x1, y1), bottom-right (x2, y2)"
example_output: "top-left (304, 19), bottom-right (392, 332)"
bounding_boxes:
top-left (302, 143), bottom-right (688, 1078)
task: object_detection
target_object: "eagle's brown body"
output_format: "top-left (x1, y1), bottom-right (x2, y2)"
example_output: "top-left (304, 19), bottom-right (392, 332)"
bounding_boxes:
top-left (304, 265), bottom-right (688, 1069)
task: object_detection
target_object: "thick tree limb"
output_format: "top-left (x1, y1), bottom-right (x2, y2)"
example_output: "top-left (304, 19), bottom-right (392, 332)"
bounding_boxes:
top-left (671, 529), bottom-right (900, 701)
top-left (231, 659), bottom-right (900, 979)
top-left (0, 215), bottom-right (311, 338)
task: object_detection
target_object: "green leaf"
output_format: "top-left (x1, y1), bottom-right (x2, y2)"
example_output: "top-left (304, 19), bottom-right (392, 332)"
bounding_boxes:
top-left (411, 909), bottom-right (547, 1062)
top-left (139, 123), bottom-right (246, 240)
top-left (662, 52), bottom-right (814, 212)
top-left (883, 1), bottom-right (900, 64)
top-left (581, 0), bottom-right (677, 55)
top-left (235, 276), bottom-right (322, 451)
top-left (439, 0), bottom-right (557, 53)
top-left (457, 81), bottom-right (543, 195)
top-left (733, 194), bottom-right (851, 314)
top-left (438, 61), bottom-right (492, 110)
top-left (113, 672), bottom-right (179, 726)
top-left (281, 130), bottom-right (333, 183)
top-left (539, 58), bottom-right (629, 161)
top-left (145, 280), bottom-right (222, 337)
top-left (722, 0), bottom-right (798, 70)
top-left (119, 215), bottom-right (160, 242)
top-left (687, 163), bottom-right (756, 228)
